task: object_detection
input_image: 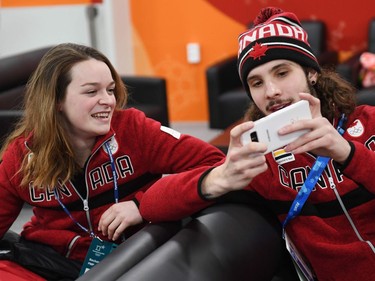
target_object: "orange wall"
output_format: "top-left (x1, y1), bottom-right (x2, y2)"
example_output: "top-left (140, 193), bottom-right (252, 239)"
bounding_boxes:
top-left (2, 0), bottom-right (101, 6)
top-left (3, 0), bottom-right (375, 122)
top-left (205, 0), bottom-right (374, 54)
top-left (130, 0), bottom-right (244, 121)
top-left (131, 0), bottom-right (375, 122)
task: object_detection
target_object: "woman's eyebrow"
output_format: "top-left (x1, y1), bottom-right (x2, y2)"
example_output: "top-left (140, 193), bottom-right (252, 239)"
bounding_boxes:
top-left (80, 81), bottom-right (115, 87)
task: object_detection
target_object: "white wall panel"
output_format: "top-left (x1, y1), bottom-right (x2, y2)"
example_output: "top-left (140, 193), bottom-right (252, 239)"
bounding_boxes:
top-left (0, 0), bottom-right (134, 74)
top-left (0, 5), bottom-right (91, 57)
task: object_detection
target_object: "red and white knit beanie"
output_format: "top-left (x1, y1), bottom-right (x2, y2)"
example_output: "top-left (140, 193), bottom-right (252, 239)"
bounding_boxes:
top-left (237, 7), bottom-right (321, 97)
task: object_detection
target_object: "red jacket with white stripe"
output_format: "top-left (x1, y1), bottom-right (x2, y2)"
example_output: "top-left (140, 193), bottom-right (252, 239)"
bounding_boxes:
top-left (140, 105), bottom-right (375, 281)
top-left (0, 108), bottom-right (224, 262)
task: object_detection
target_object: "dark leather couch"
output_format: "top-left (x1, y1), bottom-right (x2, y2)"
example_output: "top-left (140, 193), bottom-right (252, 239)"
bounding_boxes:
top-left (123, 76), bottom-right (169, 127)
top-left (77, 202), bottom-right (299, 281)
top-left (0, 47), bottom-right (52, 146)
top-left (0, 47), bottom-right (170, 146)
top-left (206, 20), bottom-right (338, 129)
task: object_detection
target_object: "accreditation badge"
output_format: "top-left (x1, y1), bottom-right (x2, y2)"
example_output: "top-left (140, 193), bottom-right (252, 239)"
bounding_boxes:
top-left (79, 237), bottom-right (118, 276)
top-left (284, 232), bottom-right (317, 281)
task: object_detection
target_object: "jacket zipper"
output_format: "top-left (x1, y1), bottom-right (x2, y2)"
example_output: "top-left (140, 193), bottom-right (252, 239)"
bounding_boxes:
top-left (329, 176), bottom-right (375, 254)
top-left (78, 135), bottom-right (115, 235)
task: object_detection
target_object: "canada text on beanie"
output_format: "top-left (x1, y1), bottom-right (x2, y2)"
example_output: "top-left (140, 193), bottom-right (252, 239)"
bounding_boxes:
top-left (237, 7), bottom-right (321, 97)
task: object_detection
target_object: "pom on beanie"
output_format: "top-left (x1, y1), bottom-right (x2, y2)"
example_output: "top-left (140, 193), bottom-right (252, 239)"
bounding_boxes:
top-left (237, 7), bottom-right (321, 97)
top-left (253, 7), bottom-right (284, 25)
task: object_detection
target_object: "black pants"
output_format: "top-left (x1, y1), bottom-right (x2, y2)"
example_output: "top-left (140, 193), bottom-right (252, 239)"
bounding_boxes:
top-left (0, 230), bottom-right (82, 281)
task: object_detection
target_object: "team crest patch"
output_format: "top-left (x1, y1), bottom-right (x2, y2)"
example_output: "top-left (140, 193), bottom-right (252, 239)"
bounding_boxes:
top-left (273, 148), bottom-right (295, 165)
top-left (104, 137), bottom-right (119, 155)
top-left (347, 119), bottom-right (364, 137)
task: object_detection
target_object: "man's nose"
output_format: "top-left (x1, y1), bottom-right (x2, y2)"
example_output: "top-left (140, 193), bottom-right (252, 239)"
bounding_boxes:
top-left (265, 80), bottom-right (281, 98)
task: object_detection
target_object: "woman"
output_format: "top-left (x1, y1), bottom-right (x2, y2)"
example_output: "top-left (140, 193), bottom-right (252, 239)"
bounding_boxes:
top-left (0, 43), bottom-right (224, 280)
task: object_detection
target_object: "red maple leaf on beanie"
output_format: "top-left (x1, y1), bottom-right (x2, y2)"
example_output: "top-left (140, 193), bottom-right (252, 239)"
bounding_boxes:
top-left (249, 43), bottom-right (268, 60)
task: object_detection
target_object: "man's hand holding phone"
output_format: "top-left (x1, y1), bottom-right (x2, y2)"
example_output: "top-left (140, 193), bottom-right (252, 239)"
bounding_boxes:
top-left (201, 99), bottom-right (314, 199)
top-left (241, 100), bottom-right (312, 154)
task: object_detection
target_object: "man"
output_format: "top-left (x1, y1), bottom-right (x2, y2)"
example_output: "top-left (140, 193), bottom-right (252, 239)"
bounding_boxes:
top-left (140, 7), bottom-right (375, 281)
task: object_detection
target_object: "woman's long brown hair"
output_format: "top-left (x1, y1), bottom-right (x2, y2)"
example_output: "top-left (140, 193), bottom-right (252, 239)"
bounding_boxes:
top-left (0, 43), bottom-right (127, 190)
top-left (244, 67), bottom-right (357, 122)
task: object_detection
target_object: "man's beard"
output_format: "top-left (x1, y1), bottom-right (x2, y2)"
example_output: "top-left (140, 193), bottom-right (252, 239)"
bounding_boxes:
top-left (246, 82), bottom-right (315, 121)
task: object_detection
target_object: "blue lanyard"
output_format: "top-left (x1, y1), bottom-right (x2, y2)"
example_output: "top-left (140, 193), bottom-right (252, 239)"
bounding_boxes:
top-left (54, 188), bottom-right (96, 237)
top-left (54, 140), bottom-right (119, 237)
top-left (282, 114), bottom-right (346, 237)
top-left (105, 142), bottom-right (119, 203)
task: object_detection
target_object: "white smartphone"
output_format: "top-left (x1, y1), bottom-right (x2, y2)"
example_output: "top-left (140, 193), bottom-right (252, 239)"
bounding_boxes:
top-left (241, 100), bottom-right (312, 154)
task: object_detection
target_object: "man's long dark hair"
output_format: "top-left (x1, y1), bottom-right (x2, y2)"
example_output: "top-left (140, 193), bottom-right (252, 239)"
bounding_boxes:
top-left (244, 67), bottom-right (357, 122)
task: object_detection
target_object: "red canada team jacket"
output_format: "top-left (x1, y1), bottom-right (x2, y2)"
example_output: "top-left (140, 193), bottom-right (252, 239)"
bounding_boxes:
top-left (0, 108), bottom-right (224, 262)
top-left (140, 105), bottom-right (375, 281)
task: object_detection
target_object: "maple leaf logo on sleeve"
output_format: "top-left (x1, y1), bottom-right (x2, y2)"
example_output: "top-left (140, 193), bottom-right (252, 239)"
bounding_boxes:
top-left (249, 43), bottom-right (268, 60)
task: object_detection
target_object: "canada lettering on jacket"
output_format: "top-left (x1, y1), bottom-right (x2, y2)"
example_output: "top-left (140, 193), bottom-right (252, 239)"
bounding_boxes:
top-left (277, 134), bottom-right (375, 192)
top-left (238, 22), bottom-right (306, 54)
top-left (29, 154), bottom-right (134, 202)
top-left (278, 160), bottom-right (343, 192)
top-left (90, 155), bottom-right (133, 191)
top-left (365, 135), bottom-right (375, 151)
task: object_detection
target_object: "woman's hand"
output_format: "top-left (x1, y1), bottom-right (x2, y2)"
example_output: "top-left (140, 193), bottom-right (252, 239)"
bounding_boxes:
top-left (280, 93), bottom-right (351, 163)
top-left (98, 200), bottom-right (143, 241)
top-left (201, 121), bottom-right (268, 198)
